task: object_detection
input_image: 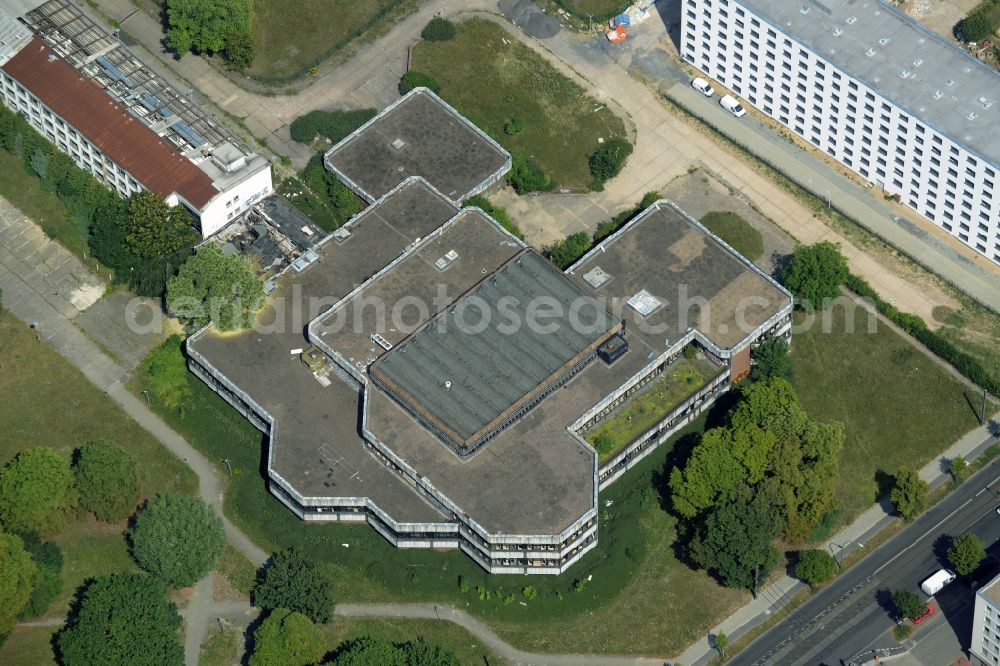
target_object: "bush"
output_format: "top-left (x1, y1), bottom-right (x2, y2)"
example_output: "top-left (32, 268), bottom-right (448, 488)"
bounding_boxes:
top-left (0, 448), bottom-right (75, 536)
top-left (546, 231), bottom-right (591, 270)
top-left (288, 109), bottom-right (376, 145)
top-left (249, 608), bottom-right (325, 666)
top-left (504, 116), bottom-right (524, 135)
top-left (593, 433), bottom-right (615, 456)
top-left (589, 137), bottom-right (632, 184)
top-left (328, 636), bottom-right (461, 665)
top-left (252, 548), bottom-right (335, 623)
top-left (74, 440), bottom-right (139, 522)
top-left (19, 535), bottom-right (62, 618)
top-left (128, 494), bottom-right (226, 587)
top-left (507, 152), bottom-right (550, 193)
top-left (962, 13), bottom-right (993, 42)
top-left (399, 71), bottom-right (440, 95)
top-left (223, 29), bottom-right (255, 71)
top-left (593, 191), bottom-right (660, 242)
top-left (462, 195), bottom-right (524, 240)
top-left (421, 17), bottom-right (457, 42)
top-left (795, 549), bottom-right (837, 587)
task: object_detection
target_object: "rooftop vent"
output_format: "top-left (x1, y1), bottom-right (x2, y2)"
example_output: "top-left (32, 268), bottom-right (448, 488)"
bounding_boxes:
top-left (800, 5), bottom-right (810, 14)
top-left (371, 333), bottom-right (393, 351)
top-left (833, 27), bottom-right (843, 37)
top-left (899, 69), bottom-right (911, 78)
top-left (933, 90), bottom-right (943, 100)
top-left (866, 48), bottom-right (877, 57)
top-left (913, 57), bottom-right (923, 67)
top-left (391, 138), bottom-right (405, 150)
top-left (846, 15), bottom-right (857, 24)
top-left (626, 289), bottom-right (663, 317)
top-left (434, 249), bottom-right (459, 271)
top-left (968, 111), bottom-right (978, 121)
top-left (946, 79), bottom-right (955, 87)
top-left (332, 227), bottom-right (352, 244)
top-left (979, 96), bottom-right (993, 109)
top-left (878, 37), bottom-right (890, 46)
top-left (582, 266), bottom-right (613, 289)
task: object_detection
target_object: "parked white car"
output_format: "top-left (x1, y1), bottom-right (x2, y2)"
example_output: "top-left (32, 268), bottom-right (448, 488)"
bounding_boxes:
top-left (691, 77), bottom-right (715, 97)
top-left (720, 95), bottom-right (747, 118)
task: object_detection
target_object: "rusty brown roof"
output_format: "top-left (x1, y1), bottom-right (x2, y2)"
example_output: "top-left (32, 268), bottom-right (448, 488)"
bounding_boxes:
top-left (2, 38), bottom-right (218, 208)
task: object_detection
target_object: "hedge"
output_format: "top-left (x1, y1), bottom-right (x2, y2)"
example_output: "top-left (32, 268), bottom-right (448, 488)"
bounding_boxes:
top-left (289, 109), bottom-right (375, 144)
top-left (843, 273), bottom-right (1000, 396)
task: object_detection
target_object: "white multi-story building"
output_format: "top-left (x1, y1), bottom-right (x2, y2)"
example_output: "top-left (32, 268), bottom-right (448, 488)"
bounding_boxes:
top-left (0, 0), bottom-right (271, 237)
top-left (681, 0), bottom-right (1000, 265)
top-left (973, 573), bottom-right (1000, 664)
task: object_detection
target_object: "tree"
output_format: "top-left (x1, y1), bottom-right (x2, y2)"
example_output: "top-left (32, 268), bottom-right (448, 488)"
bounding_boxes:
top-left (751, 337), bottom-right (793, 382)
top-left (781, 241), bottom-right (849, 310)
top-left (124, 193), bottom-right (198, 260)
top-left (166, 244), bottom-right (264, 331)
top-left (165, 0), bottom-right (253, 55)
top-left (57, 574), bottom-right (183, 666)
top-left (74, 440), bottom-right (139, 522)
top-left (795, 549), bottom-right (837, 587)
top-left (0, 447), bottom-right (75, 536)
top-left (890, 467), bottom-right (928, 521)
top-left (961, 13), bottom-right (993, 42)
top-left (141, 335), bottom-right (192, 414)
top-left (891, 589), bottom-right (926, 622)
top-left (589, 137), bottom-right (633, 184)
top-left (714, 632), bottom-right (729, 658)
top-left (421, 17), bottom-right (457, 41)
top-left (0, 530), bottom-right (38, 635)
top-left (224, 29), bottom-right (255, 70)
top-left (19, 534), bottom-right (62, 619)
top-left (327, 635), bottom-right (461, 665)
top-left (128, 494), bottom-right (225, 587)
top-left (252, 548), bottom-right (335, 623)
top-left (546, 232), bottom-right (592, 270)
top-left (249, 608), bottom-right (326, 666)
top-left (947, 533), bottom-right (986, 576)
top-left (506, 152), bottom-right (549, 193)
top-left (949, 455), bottom-right (968, 481)
top-left (399, 71), bottom-right (440, 95)
top-left (694, 483), bottom-right (785, 590)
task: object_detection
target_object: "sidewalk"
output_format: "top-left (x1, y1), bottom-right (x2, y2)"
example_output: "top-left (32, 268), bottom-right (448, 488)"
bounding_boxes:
top-left (675, 422), bottom-right (998, 666)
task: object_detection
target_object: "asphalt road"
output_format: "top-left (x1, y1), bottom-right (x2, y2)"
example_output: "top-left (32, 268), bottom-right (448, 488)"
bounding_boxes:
top-left (732, 437), bottom-right (1000, 666)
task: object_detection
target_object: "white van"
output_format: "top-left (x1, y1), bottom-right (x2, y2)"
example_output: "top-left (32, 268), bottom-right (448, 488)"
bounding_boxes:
top-left (920, 569), bottom-right (957, 596)
top-left (720, 95), bottom-right (747, 118)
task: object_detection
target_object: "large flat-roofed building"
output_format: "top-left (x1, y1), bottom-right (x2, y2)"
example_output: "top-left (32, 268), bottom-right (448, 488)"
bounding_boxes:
top-left (0, 0), bottom-right (272, 237)
top-left (188, 90), bottom-right (793, 573)
top-left (681, 0), bottom-right (1000, 265)
top-left (324, 88), bottom-right (511, 205)
top-left (973, 572), bottom-right (1000, 664)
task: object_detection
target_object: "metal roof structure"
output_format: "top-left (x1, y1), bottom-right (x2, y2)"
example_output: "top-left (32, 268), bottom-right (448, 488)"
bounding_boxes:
top-left (0, 8), bottom-right (30, 64)
top-left (737, 0), bottom-right (1000, 167)
top-left (370, 249), bottom-right (622, 454)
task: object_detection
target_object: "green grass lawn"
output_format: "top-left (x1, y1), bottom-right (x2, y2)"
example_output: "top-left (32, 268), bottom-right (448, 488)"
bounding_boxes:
top-left (557, 0), bottom-right (630, 19)
top-left (0, 312), bottom-right (195, 622)
top-left (411, 18), bottom-right (628, 190)
top-left (0, 151), bottom-right (98, 273)
top-left (585, 356), bottom-right (723, 462)
top-left (247, 0), bottom-right (417, 81)
top-left (0, 626), bottom-right (58, 666)
top-left (791, 301), bottom-right (982, 522)
top-left (130, 338), bottom-right (744, 656)
top-left (199, 624), bottom-right (241, 666)
top-left (217, 544), bottom-right (257, 596)
top-left (700, 211), bottom-right (765, 262)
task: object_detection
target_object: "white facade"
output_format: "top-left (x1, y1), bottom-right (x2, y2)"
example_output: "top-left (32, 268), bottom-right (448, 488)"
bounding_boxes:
top-left (681, 0), bottom-right (1000, 265)
top-left (973, 574), bottom-right (1000, 665)
top-left (193, 166), bottom-right (274, 237)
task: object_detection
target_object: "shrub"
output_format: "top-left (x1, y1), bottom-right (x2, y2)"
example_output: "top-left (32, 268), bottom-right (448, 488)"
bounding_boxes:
top-left (74, 440), bottom-right (139, 522)
top-left (546, 231), bottom-right (592, 269)
top-left (249, 608), bottom-right (325, 666)
top-left (19, 535), bottom-right (62, 619)
top-left (128, 494), bottom-right (226, 587)
top-left (421, 17), bottom-right (457, 42)
top-left (589, 137), bottom-right (632, 184)
top-left (223, 29), bottom-right (255, 70)
top-left (288, 109), bottom-right (376, 145)
top-left (399, 71), bottom-right (440, 95)
top-left (795, 549), bottom-right (837, 587)
top-left (593, 434), bottom-right (615, 455)
top-left (462, 195), bottom-right (524, 240)
top-left (504, 116), bottom-right (524, 135)
top-left (507, 152), bottom-right (550, 193)
top-left (0, 448), bottom-right (75, 536)
top-left (962, 13), bottom-right (993, 42)
top-left (522, 585), bottom-right (537, 599)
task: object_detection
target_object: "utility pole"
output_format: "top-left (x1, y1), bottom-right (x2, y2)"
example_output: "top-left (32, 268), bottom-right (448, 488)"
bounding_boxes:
top-left (983, 387), bottom-right (989, 426)
top-left (752, 564), bottom-right (759, 599)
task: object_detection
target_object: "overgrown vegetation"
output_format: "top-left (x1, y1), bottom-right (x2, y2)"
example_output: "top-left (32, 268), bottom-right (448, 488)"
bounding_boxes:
top-left (462, 195), bottom-right (524, 240)
top-left (166, 244), bottom-right (264, 331)
top-left (700, 211), bottom-right (764, 262)
top-left (164, 0), bottom-right (254, 71)
top-left (410, 18), bottom-right (628, 191)
top-left (421, 17), bottom-right (457, 42)
top-left (289, 108), bottom-right (376, 145)
top-left (398, 71), bottom-right (440, 95)
top-left (589, 137), bottom-right (633, 189)
top-left (547, 191), bottom-right (660, 268)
